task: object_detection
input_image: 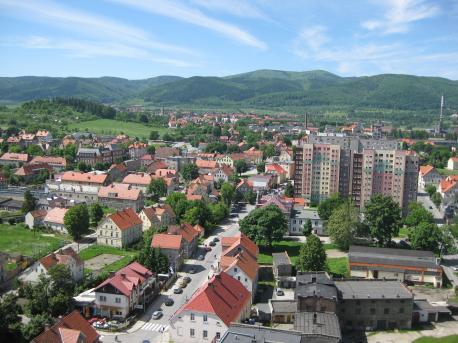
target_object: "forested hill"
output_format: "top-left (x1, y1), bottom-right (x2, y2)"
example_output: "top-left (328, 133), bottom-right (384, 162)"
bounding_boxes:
top-left (1, 70), bottom-right (458, 111)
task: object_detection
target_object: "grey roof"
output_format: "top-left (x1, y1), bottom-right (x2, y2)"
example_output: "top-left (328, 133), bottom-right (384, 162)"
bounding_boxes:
top-left (335, 280), bottom-right (413, 300)
top-left (295, 283), bottom-right (338, 300)
top-left (296, 272), bottom-right (335, 286)
top-left (294, 312), bottom-right (341, 339)
top-left (272, 252), bottom-right (291, 266)
top-left (413, 300), bottom-right (451, 314)
top-left (220, 324), bottom-right (303, 343)
top-left (269, 300), bottom-right (296, 314)
top-left (349, 245), bottom-right (440, 270)
top-left (291, 207), bottom-right (321, 220)
top-left (77, 148), bottom-right (101, 155)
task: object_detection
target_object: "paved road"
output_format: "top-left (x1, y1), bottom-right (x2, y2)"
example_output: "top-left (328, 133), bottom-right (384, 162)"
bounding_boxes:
top-left (416, 190), bottom-right (444, 226)
top-left (99, 204), bottom-right (253, 343)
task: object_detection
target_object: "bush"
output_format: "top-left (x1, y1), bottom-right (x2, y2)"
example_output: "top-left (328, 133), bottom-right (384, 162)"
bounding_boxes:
top-left (8, 218), bottom-right (15, 225)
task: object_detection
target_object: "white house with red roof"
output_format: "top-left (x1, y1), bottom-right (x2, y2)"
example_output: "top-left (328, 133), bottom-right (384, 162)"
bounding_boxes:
top-left (139, 204), bottom-right (176, 231)
top-left (265, 163), bottom-right (287, 183)
top-left (439, 175), bottom-right (458, 206)
top-left (97, 208), bottom-right (143, 248)
top-left (0, 152), bottom-right (30, 167)
top-left (448, 157), bottom-right (458, 171)
top-left (94, 262), bottom-right (155, 319)
top-left (170, 272), bottom-right (251, 343)
top-left (151, 233), bottom-right (184, 271)
top-left (418, 165), bottom-right (443, 189)
top-left (128, 142), bottom-right (148, 159)
top-left (43, 207), bottom-right (68, 233)
top-left (98, 182), bottom-right (144, 211)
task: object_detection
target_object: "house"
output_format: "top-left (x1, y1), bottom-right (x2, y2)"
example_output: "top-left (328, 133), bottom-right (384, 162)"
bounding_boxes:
top-left (31, 310), bottom-right (99, 343)
top-left (128, 142), bottom-right (148, 159)
top-left (248, 174), bottom-right (276, 192)
top-left (0, 152), bottom-right (29, 167)
top-left (212, 165), bottom-right (234, 182)
top-left (219, 250), bottom-right (259, 298)
top-left (25, 209), bottom-right (47, 229)
top-left (97, 208), bottom-right (143, 248)
top-left (155, 146), bottom-right (180, 160)
top-left (15, 162), bottom-right (53, 182)
top-left (21, 247), bottom-right (84, 284)
top-left (20, 133), bottom-right (38, 147)
top-left (216, 154), bottom-right (235, 167)
top-left (294, 312), bottom-right (341, 343)
top-left (447, 157), bottom-right (458, 170)
top-left (220, 324), bottom-right (304, 343)
top-left (412, 299), bottom-right (451, 324)
top-left (140, 154), bottom-right (154, 167)
top-left (35, 130), bottom-right (53, 143)
top-left (43, 207), bottom-right (68, 233)
top-left (349, 245), bottom-right (443, 287)
top-left (107, 163), bottom-right (127, 183)
top-left (151, 233), bottom-right (184, 271)
top-left (167, 223), bottom-right (200, 258)
top-left (0, 198), bottom-right (23, 212)
top-left (289, 206), bottom-right (325, 236)
top-left (122, 172), bottom-right (151, 192)
top-left (139, 204), bottom-right (176, 231)
top-left (439, 175), bottom-right (458, 206)
top-left (93, 262), bottom-right (156, 319)
top-left (221, 232), bottom-right (259, 260)
top-left (265, 163), bottom-right (287, 184)
top-left (272, 251), bottom-right (292, 279)
top-left (46, 171), bottom-right (108, 203)
top-left (98, 183), bottom-right (144, 211)
top-left (236, 179), bottom-right (253, 194)
top-left (146, 160), bottom-right (169, 174)
top-left (418, 165), bottom-right (442, 189)
top-left (170, 272), bottom-right (251, 343)
top-left (30, 156), bottom-right (67, 171)
top-left (196, 159), bottom-right (218, 174)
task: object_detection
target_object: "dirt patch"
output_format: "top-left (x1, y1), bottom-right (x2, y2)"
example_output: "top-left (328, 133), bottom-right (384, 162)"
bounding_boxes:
top-left (85, 253), bottom-right (123, 272)
top-left (326, 249), bottom-right (348, 258)
top-left (410, 285), bottom-right (454, 303)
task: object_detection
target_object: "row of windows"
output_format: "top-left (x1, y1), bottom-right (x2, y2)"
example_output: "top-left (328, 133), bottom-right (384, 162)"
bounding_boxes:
top-left (190, 329), bottom-right (220, 339)
top-left (341, 307), bottom-right (405, 315)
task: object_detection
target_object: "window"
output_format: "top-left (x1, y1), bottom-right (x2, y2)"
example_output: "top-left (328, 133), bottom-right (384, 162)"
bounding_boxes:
top-left (99, 296), bottom-right (106, 302)
top-left (216, 332), bottom-right (221, 339)
top-left (234, 267), bottom-right (238, 272)
top-left (190, 313), bottom-right (195, 321)
top-left (384, 308), bottom-right (390, 315)
top-left (355, 308), bottom-right (361, 315)
top-left (370, 308), bottom-right (376, 315)
top-left (115, 297), bottom-right (121, 303)
top-left (203, 330), bottom-right (208, 339)
top-left (115, 310), bottom-right (122, 315)
top-left (203, 314), bottom-right (208, 322)
top-left (190, 329), bottom-right (195, 337)
top-left (399, 308), bottom-right (404, 314)
top-left (237, 276), bottom-right (241, 281)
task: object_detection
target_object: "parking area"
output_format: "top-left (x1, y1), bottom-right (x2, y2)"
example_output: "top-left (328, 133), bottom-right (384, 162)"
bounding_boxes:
top-left (84, 254), bottom-right (123, 272)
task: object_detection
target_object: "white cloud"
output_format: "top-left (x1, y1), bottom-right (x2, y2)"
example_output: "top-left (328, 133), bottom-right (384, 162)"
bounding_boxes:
top-left (362, 0), bottom-right (440, 34)
top-left (292, 26), bottom-right (328, 58)
top-left (191, 0), bottom-right (268, 19)
top-left (0, 0), bottom-right (195, 67)
top-left (111, 0), bottom-right (267, 50)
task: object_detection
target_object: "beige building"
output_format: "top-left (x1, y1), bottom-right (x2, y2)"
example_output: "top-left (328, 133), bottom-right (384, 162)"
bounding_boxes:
top-left (97, 208), bottom-right (143, 248)
top-left (139, 204), bottom-right (176, 232)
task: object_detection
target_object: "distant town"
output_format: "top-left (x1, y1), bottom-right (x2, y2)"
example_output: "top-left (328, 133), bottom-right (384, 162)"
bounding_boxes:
top-left (1, 98), bottom-right (458, 343)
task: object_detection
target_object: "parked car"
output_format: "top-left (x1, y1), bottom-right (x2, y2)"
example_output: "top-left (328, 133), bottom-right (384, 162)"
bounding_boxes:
top-left (275, 288), bottom-right (284, 296)
top-left (213, 237), bottom-right (219, 242)
top-left (209, 241), bottom-right (216, 247)
top-left (152, 311), bottom-right (163, 320)
top-left (178, 280), bottom-right (187, 288)
top-left (197, 255), bottom-right (204, 261)
top-left (165, 298), bottom-right (174, 306)
top-left (173, 287), bottom-right (183, 294)
top-left (183, 276), bottom-right (191, 283)
top-left (189, 268), bottom-right (196, 274)
top-left (451, 266), bottom-right (458, 271)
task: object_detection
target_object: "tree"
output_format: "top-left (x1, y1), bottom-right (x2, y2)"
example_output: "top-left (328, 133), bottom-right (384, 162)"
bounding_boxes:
top-left (261, 144), bottom-right (276, 159)
top-left (166, 192), bottom-right (189, 220)
top-left (27, 144), bottom-right (43, 156)
top-left (327, 201), bottom-right (359, 250)
top-left (181, 163), bottom-right (199, 182)
top-left (89, 203), bottom-right (104, 226)
top-left (296, 234), bottom-right (327, 272)
top-left (431, 192), bottom-right (442, 208)
top-left (149, 131), bottom-right (159, 140)
top-left (220, 182), bottom-right (235, 206)
top-left (64, 204), bottom-right (90, 240)
top-left (404, 202), bottom-right (434, 228)
top-left (425, 184), bottom-right (437, 197)
top-left (239, 205), bottom-right (287, 246)
top-left (317, 194), bottom-right (345, 221)
top-left (256, 162), bottom-right (265, 174)
top-left (147, 178), bottom-right (167, 201)
top-left (147, 145), bottom-right (156, 155)
top-left (0, 294), bottom-right (21, 338)
top-left (243, 189), bottom-right (257, 205)
top-left (22, 189), bottom-right (37, 213)
top-left (364, 194), bottom-right (402, 247)
top-left (284, 182), bottom-right (294, 197)
top-left (76, 161), bottom-right (91, 172)
top-left (235, 159), bottom-right (248, 175)
top-left (183, 201), bottom-right (211, 228)
top-left (409, 222), bottom-right (443, 253)
top-left (212, 125), bottom-right (222, 137)
top-left (137, 232), bottom-right (170, 274)
top-left (209, 202), bottom-right (229, 223)
top-left (21, 314), bottom-right (53, 342)
top-left (302, 219), bottom-right (313, 236)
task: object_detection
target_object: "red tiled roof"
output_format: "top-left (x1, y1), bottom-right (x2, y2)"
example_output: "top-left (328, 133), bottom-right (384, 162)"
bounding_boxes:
top-left (108, 208), bottom-right (142, 230)
top-left (196, 159), bottom-right (218, 169)
top-left (265, 163), bottom-right (286, 174)
top-left (151, 233), bottom-right (183, 250)
top-left (167, 223), bottom-right (199, 243)
top-left (222, 232), bottom-right (258, 259)
top-left (44, 207), bottom-right (68, 225)
top-left (221, 251), bottom-right (259, 280)
top-left (122, 173), bottom-right (152, 186)
top-left (30, 156), bottom-right (67, 167)
top-left (39, 247), bottom-right (83, 272)
top-left (176, 272), bottom-right (250, 326)
top-left (31, 310), bottom-right (99, 343)
top-left (98, 182), bottom-right (142, 200)
top-left (419, 165), bottom-right (435, 177)
top-left (440, 178), bottom-right (457, 193)
top-left (0, 152), bottom-right (29, 162)
top-left (60, 171), bottom-right (107, 184)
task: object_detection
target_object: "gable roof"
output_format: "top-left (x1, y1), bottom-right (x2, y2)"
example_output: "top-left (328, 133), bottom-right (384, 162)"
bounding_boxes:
top-left (419, 165), bottom-right (435, 177)
top-left (122, 173), bottom-right (152, 186)
top-left (39, 247), bottom-right (83, 272)
top-left (0, 152), bottom-right (29, 162)
top-left (31, 156), bottom-right (67, 166)
top-left (221, 232), bottom-right (258, 259)
top-left (221, 251), bottom-right (259, 280)
top-left (196, 159), bottom-right (218, 169)
top-left (60, 171), bottom-right (107, 184)
top-left (175, 271), bottom-right (250, 326)
top-left (151, 233), bottom-right (183, 250)
top-left (108, 208), bottom-right (142, 230)
top-left (44, 207), bottom-right (68, 225)
top-left (440, 178), bottom-right (458, 193)
top-left (30, 209), bottom-right (47, 218)
top-left (31, 310), bottom-right (99, 343)
top-left (98, 182), bottom-right (141, 200)
top-left (167, 223), bottom-right (199, 243)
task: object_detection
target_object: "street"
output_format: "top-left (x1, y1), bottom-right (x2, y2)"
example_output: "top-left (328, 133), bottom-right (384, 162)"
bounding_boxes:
top-left (99, 203), bottom-right (253, 343)
top-left (416, 189), bottom-right (444, 226)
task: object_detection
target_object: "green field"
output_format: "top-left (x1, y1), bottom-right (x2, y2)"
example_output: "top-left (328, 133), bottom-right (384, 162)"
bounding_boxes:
top-left (79, 245), bottom-right (138, 273)
top-left (0, 224), bottom-right (67, 258)
top-left (69, 119), bottom-right (170, 138)
top-left (327, 257), bottom-right (349, 277)
top-left (437, 168), bottom-right (458, 176)
top-left (413, 335), bottom-right (458, 343)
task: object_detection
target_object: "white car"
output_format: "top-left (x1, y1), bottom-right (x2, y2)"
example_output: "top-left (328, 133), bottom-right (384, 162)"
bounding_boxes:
top-left (451, 266), bottom-right (458, 271)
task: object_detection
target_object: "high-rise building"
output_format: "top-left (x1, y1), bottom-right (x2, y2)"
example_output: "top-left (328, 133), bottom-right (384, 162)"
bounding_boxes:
top-left (294, 139), bottom-right (419, 214)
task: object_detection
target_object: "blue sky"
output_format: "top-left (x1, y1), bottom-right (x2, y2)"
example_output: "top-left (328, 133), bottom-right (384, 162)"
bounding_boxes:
top-left (0, 0), bottom-right (457, 79)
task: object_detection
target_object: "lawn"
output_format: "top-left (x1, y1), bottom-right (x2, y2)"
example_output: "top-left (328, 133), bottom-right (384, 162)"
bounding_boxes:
top-left (69, 119), bottom-right (170, 139)
top-left (437, 168), bottom-right (458, 176)
top-left (398, 227), bottom-right (410, 238)
top-left (0, 224), bottom-right (67, 258)
top-left (79, 245), bottom-right (138, 273)
top-left (258, 240), bottom-right (303, 265)
top-left (327, 257), bottom-right (349, 278)
top-left (413, 335), bottom-right (458, 343)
